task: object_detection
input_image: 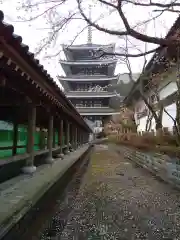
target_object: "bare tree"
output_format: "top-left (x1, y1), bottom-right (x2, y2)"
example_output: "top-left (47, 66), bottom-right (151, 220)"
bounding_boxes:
top-left (10, 0), bottom-right (180, 134)
top-left (120, 37), bottom-right (160, 131)
top-left (11, 0), bottom-right (180, 58)
top-left (76, 0), bottom-right (180, 57)
top-left (105, 106), bottom-right (137, 135)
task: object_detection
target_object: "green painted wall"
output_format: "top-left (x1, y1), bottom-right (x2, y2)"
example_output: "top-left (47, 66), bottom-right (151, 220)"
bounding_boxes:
top-left (0, 121), bottom-right (65, 159)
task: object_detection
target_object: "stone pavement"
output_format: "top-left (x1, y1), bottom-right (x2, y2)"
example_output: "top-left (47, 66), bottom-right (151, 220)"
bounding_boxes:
top-left (57, 144), bottom-right (180, 240)
top-left (0, 145), bottom-right (89, 238)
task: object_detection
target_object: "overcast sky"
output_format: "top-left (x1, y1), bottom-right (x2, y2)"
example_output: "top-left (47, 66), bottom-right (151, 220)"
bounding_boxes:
top-left (0, 0), bottom-right (178, 88)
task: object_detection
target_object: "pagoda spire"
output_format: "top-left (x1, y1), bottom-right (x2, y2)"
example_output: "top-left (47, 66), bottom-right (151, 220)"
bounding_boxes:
top-left (87, 4), bottom-right (92, 44)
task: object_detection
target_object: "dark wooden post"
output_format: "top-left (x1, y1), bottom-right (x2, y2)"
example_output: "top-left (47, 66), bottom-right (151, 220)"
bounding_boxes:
top-left (81, 131), bottom-right (84, 145)
top-left (79, 129), bottom-right (81, 147)
top-left (56, 119), bottom-right (64, 158)
top-left (45, 115), bottom-right (54, 163)
top-left (83, 132), bottom-right (86, 144)
top-left (65, 122), bottom-right (70, 154)
top-left (22, 105), bottom-right (36, 174)
top-left (75, 127), bottom-right (78, 149)
top-left (70, 124), bottom-right (75, 151)
top-left (77, 128), bottom-right (79, 147)
top-left (71, 125), bottom-right (75, 150)
top-left (39, 127), bottom-right (45, 150)
top-left (60, 120), bottom-right (64, 154)
top-left (53, 128), bottom-right (56, 148)
top-left (79, 130), bottom-right (82, 146)
top-left (12, 121), bottom-right (18, 156)
top-left (69, 123), bottom-right (72, 152)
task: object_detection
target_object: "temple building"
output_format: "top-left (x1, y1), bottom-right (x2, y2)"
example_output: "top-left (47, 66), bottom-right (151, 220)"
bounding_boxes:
top-left (58, 25), bottom-right (119, 131)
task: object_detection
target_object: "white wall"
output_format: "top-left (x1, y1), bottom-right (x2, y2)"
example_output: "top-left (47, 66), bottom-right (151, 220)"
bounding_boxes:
top-left (134, 98), bottom-right (149, 132)
top-left (137, 116), bottom-right (147, 132)
top-left (162, 103), bottom-right (176, 131)
top-left (134, 67), bottom-right (178, 132)
top-left (137, 116), bottom-right (156, 132)
top-left (137, 104), bottom-right (176, 132)
top-left (159, 82), bottom-right (177, 100)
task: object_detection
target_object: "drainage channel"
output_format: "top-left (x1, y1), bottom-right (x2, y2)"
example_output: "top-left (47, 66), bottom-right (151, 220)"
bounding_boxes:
top-left (1, 146), bottom-right (93, 240)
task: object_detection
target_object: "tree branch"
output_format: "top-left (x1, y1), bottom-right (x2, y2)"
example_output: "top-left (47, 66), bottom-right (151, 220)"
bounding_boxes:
top-left (76, 0), bottom-right (180, 47)
top-left (125, 0), bottom-right (180, 8)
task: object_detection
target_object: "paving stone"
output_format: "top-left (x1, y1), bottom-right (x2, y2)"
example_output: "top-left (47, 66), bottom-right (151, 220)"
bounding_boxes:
top-left (57, 144), bottom-right (180, 239)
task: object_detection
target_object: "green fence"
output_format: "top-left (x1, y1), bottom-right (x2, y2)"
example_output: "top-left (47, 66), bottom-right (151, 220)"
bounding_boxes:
top-left (0, 121), bottom-right (65, 159)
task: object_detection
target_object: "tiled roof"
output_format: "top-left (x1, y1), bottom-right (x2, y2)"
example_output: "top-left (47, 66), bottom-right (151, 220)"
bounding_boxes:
top-left (0, 10), bottom-right (91, 131)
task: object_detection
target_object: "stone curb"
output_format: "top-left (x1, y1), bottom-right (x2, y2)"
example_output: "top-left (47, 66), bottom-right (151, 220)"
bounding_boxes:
top-left (0, 145), bottom-right (90, 239)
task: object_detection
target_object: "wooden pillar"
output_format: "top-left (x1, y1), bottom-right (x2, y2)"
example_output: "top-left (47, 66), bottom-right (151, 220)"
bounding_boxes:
top-left (53, 128), bottom-right (56, 148)
top-left (77, 128), bottom-right (80, 147)
top-left (84, 132), bottom-right (88, 143)
top-left (56, 119), bottom-right (64, 159)
top-left (68, 123), bottom-right (72, 152)
top-left (65, 121), bottom-right (70, 154)
top-left (70, 124), bottom-right (74, 151)
top-left (12, 122), bottom-right (18, 156)
top-left (59, 119), bottom-right (64, 151)
top-left (79, 130), bottom-right (82, 146)
top-left (72, 125), bottom-right (76, 150)
top-left (39, 128), bottom-right (45, 150)
top-left (45, 115), bottom-right (54, 163)
top-left (69, 123), bottom-right (73, 151)
top-left (82, 131), bottom-right (84, 144)
top-left (77, 129), bottom-right (80, 146)
top-left (22, 105), bottom-right (36, 174)
top-left (80, 131), bottom-right (82, 145)
top-left (75, 127), bottom-right (78, 149)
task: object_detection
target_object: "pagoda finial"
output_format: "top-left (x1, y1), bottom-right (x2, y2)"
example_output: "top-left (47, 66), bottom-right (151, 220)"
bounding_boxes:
top-left (87, 4), bottom-right (92, 44)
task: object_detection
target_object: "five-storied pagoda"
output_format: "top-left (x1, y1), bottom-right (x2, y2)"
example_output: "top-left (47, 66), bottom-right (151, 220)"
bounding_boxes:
top-left (58, 22), bottom-right (119, 132)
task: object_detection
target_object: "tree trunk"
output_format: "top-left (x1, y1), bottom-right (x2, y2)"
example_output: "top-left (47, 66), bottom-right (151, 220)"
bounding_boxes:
top-left (155, 120), bottom-right (163, 131)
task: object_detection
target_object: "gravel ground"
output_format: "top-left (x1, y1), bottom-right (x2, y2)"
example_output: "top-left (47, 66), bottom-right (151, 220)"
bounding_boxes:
top-left (56, 144), bottom-right (180, 240)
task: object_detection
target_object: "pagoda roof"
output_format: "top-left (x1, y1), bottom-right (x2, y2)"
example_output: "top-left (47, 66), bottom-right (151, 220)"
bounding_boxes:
top-left (80, 111), bottom-right (119, 116)
top-left (58, 75), bottom-right (118, 81)
top-left (59, 59), bottom-right (117, 65)
top-left (66, 91), bottom-right (117, 98)
top-left (62, 43), bottom-right (115, 50)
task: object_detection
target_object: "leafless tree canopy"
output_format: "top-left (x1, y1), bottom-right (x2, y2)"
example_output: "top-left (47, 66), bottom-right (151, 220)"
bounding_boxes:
top-left (14, 0), bottom-right (180, 58)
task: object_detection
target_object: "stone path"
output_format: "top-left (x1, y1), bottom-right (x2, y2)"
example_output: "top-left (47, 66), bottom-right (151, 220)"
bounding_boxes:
top-left (57, 144), bottom-right (180, 240)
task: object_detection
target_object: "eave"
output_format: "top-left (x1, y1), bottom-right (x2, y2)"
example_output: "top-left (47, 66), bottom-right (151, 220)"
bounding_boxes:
top-left (62, 43), bottom-right (115, 50)
top-left (80, 112), bottom-right (119, 116)
top-left (77, 107), bottom-right (118, 114)
top-left (66, 92), bottom-right (117, 98)
top-left (0, 10), bottom-right (91, 132)
top-left (58, 75), bottom-right (118, 81)
top-left (59, 59), bottom-right (117, 65)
